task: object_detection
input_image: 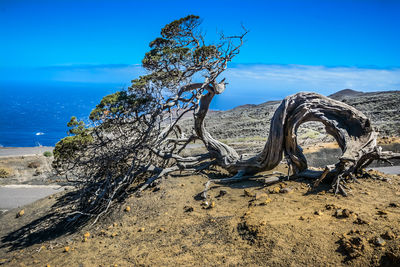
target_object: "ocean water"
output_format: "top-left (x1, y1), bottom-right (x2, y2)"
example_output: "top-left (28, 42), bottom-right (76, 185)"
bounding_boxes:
top-left (0, 82), bottom-right (118, 147)
top-left (0, 81), bottom-right (275, 147)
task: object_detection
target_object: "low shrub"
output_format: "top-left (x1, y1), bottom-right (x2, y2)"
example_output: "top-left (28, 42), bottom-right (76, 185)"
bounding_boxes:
top-left (43, 151), bottom-right (53, 157)
top-left (0, 167), bottom-right (12, 178)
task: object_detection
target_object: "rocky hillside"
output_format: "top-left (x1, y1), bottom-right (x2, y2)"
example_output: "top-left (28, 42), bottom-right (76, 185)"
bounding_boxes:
top-left (181, 89), bottom-right (400, 143)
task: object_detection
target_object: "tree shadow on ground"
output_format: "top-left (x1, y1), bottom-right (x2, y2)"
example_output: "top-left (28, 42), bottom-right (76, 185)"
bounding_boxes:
top-left (194, 168), bottom-right (340, 201)
top-left (0, 189), bottom-right (90, 252)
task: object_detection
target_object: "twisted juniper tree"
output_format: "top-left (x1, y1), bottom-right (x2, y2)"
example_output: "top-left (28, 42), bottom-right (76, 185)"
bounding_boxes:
top-left (54, 15), bottom-right (400, 222)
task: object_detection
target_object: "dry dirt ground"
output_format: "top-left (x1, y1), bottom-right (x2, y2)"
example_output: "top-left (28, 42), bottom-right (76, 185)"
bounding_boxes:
top-left (1, 163), bottom-right (400, 266)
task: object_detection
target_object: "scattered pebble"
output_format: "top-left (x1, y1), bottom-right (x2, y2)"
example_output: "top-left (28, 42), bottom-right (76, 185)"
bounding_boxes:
top-left (373, 236), bottom-right (386, 247)
top-left (353, 217), bottom-right (370, 225)
top-left (339, 236), bottom-right (367, 258)
top-left (280, 187), bottom-right (293, 194)
top-left (382, 230), bottom-right (396, 240)
top-left (63, 246), bottom-right (70, 252)
top-left (124, 206), bottom-right (131, 212)
top-left (16, 209), bottom-right (24, 218)
top-left (335, 208), bottom-right (351, 218)
top-left (184, 206), bottom-right (194, 212)
top-left (216, 190), bottom-right (227, 198)
top-left (138, 227), bottom-right (145, 232)
top-left (83, 232), bottom-right (90, 238)
top-left (244, 189), bottom-right (255, 197)
top-left (263, 198), bottom-right (272, 205)
top-left (343, 209), bottom-right (351, 218)
top-left (325, 204), bottom-right (336, 210)
top-left (377, 210), bottom-right (389, 216)
top-left (270, 187), bottom-right (281, 194)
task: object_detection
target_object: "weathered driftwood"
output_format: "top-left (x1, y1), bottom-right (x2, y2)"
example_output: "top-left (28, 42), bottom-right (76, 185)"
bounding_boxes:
top-left (196, 86), bottom-right (400, 195)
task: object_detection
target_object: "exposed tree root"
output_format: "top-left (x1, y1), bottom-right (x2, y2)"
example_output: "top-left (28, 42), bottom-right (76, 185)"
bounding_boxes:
top-left (195, 91), bottom-right (400, 196)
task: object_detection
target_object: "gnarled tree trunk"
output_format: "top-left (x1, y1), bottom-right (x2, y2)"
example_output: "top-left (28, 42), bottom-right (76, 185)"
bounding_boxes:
top-left (196, 84), bottom-right (400, 195)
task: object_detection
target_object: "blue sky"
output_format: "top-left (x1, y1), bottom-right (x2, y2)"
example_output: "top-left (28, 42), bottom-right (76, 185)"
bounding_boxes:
top-left (1, 0), bottom-right (400, 108)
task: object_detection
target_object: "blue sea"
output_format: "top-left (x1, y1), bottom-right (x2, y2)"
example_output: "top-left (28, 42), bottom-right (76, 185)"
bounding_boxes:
top-left (0, 82), bottom-right (118, 147)
top-left (0, 81), bottom-right (276, 147)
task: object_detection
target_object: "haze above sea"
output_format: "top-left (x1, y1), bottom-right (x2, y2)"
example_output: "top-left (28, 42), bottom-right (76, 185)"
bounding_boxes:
top-left (0, 82), bottom-right (256, 147)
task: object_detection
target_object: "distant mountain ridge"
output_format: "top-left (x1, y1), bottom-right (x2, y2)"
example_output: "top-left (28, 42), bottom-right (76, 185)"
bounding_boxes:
top-left (328, 88), bottom-right (364, 99)
top-left (181, 89), bottom-right (400, 141)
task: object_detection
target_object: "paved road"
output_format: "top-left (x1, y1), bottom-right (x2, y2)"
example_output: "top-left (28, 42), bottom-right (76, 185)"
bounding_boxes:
top-left (0, 185), bottom-right (65, 212)
top-left (373, 166), bottom-right (400, 175)
top-left (0, 146), bottom-right (54, 157)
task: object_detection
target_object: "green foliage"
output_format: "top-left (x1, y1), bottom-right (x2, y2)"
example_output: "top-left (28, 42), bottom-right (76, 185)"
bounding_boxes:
top-left (160, 15), bottom-right (200, 39)
top-left (43, 151), bottom-right (53, 157)
top-left (89, 91), bottom-right (153, 122)
top-left (194, 45), bottom-right (218, 64)
top-left (53, 117), bottom-right (93, 163)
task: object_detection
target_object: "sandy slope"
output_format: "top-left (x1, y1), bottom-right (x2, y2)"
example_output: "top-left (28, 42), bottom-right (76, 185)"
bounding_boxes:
top-left (0, 165), bottom-right (400, 266)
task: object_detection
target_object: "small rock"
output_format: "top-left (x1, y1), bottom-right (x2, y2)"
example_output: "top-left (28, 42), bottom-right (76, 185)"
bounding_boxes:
top-left (339, 236), bottom-right (367, 258)
top-left (83, 232), bottom-right (90, 238)
top-left (64, 246), bottom-right (70, 252)
top-left (216, 190), bottom-right (227, 198)
top-left (354, 217), bottom-right (370, 225)
top-left (373, 236), bottom-right (386, 247)
top-left (124, 206), bottom-right (131, 212)
top-left (263, 198), bottom-right (272, 205)
top-left (343, 209), bottom-right (351, 218)
top-left (299, 216), bottom-right (305, 220)
top-left (201, 201), bottom-right (208, 207)
top-left (268, 187), bottom-right (281, 194)
top-left (325, 204), bottom-right (336, 210)
top-left (152, 186), bottom-right (160, 192)
top-left (382, 231), bottom-right (396, 240)
top-left (280, 187), bottom-right (293, 194)
top-left (110, 232), bottom-right (118, 237)
top-left (335, 209), bottom-right (343, 218)
top-left (158, 227), bottom-right (166, 233)
top-left (184, 206), bottom-right (194, 212)
top-left (138, 227), bottom-right (145, 232)
top-left (208, 201), bottom-right (215, 209)
top-left (377, 210), bottom-right (389, 215)
top-left (314, 211), bottom-right (323, 216)
top-left (16, 210), bottom-right (24, 218)
top-left (389, 202), bottom-right (399, 208)
top-left (244, 189), bottom-right (255, 197)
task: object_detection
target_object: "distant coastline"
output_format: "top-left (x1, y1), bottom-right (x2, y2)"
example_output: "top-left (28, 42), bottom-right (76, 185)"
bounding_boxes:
top-left (0, 146), bottom-right (54, 157)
